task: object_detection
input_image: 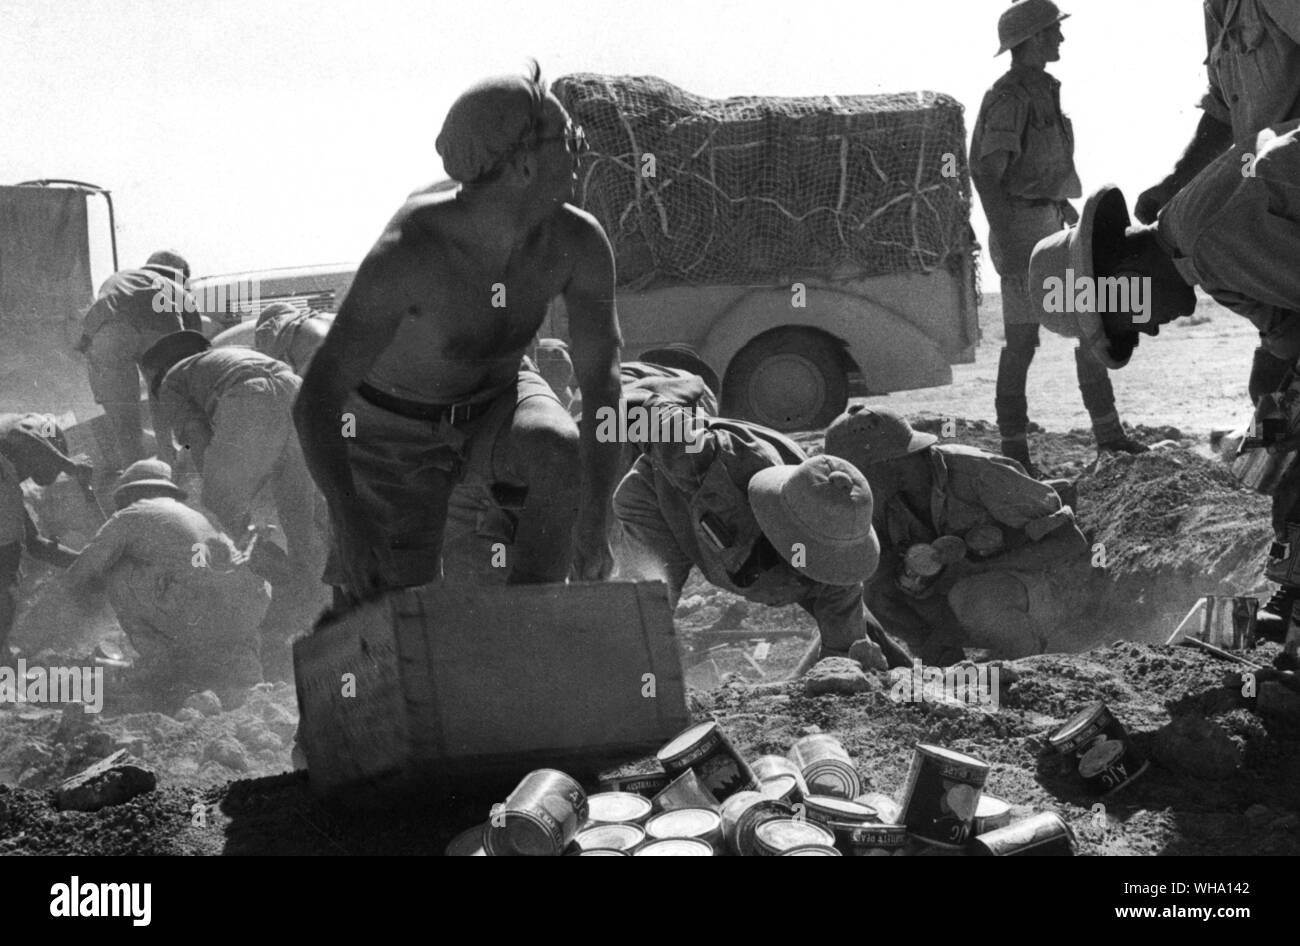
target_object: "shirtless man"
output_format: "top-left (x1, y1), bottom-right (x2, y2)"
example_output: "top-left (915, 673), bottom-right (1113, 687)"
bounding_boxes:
top-left (295, 66), bottom-right (623, 600)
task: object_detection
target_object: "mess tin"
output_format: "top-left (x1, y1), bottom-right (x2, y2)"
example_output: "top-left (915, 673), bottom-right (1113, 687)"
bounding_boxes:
top-left (657, 721), bottom-right (758, 803)
top-left (484, 769), bottom-right (588, 857)
top-left (788, 734), bottom-right (862, 799)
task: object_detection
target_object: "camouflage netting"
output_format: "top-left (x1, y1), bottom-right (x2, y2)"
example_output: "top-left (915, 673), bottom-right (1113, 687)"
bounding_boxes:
top-left (553, 74), bottom-right (977, 289)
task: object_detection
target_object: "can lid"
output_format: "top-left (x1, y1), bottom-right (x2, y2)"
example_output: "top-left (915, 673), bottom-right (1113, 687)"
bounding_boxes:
top-left (445, 822), bottom-right (487, 857)
top-left (755, 818), bottom-right (835, 852)
top-left (1048, 701), bottom-right (1107, 746)
top-left (575, 822), bottom-right (646, 851)
top-left (804, 795), bottom-right (877, 822)
top-left (586, 792), bottom-right (654, 824)
top-left (760, 775), bottom-right (800, 800)
top-left (1077, 739), bottom-right (1126, 777)
top-left (645, 807), bottom-right (722, 839)
top-left (634, 838), bottom-right (714, 856)
top-left (780, 844), bottom-right (842, 855)
top-left (914, 743), bottom-right (990, 769)
top-left (574, 848), bottom-right (629, 856)
top-left (656, 721), bottom-right (718, 762)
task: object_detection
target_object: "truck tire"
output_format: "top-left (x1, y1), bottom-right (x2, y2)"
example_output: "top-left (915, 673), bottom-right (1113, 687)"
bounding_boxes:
top-left (722, 329), bottom-right (849, 431)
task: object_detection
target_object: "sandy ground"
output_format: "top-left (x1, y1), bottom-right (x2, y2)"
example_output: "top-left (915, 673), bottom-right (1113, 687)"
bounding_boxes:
top-left (0, 295), bottom-right (1295, 856)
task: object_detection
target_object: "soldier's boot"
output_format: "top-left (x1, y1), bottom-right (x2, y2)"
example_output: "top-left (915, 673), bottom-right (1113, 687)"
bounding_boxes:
top-left (1076, 346), bottom-right (1148, 455)
top-left (1256, 586), bottom-right (1296, 643)
top-left (996, 346), bottom-right (1038, 476)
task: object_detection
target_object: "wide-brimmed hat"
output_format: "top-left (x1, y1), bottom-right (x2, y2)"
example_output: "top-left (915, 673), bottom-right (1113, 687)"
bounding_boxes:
top-left (1028, 184), bottom-right (1134, 369)
top-left (824, 406), bottom-right (938, 471)
top-left (747, 454), bottom-right (880, 586)
top-left (997, 0), bottom-right (1069, 55)
top-left (139, 331), bottom-right (211, 394)
top-left (112, 458), bottom-right (186, 504)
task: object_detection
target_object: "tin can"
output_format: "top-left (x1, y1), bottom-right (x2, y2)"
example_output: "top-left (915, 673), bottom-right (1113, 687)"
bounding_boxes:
top-left (445, 822), bottom-right (488, 857)
top-left (781, 844), bottom-right (842, 855)
top-left (720, 791), bottom-right (792, 856)
top-left (574, 848), bottom-right (629, 856)
top-left (753, 818), bottom-right (836, 855)
top-left (899, 744), bottom-right (989, 848)
top-left (856, 791), bottom-right (902, 825)
top-left (644, 807), bottom-right (725, 853)
top-left (802, 795), bottom-right (877, 833)
top-left (652, 768), bottom-right (720, 812)
top-left (752, 755), bottom-right (811, 798)
top-left (1078, 738), bottom-right (1149, 796)
top-left (1048, 701), bottom-right (1148, 795)
top-left (972, 794), bottom-right (1013, 835)
top-left (760, 774), bottom-right (804, 805)
top-left (598, 769), bottom-right (672, 798)
top-left (840, 823), bottom-right (909, 856)
top-left (970, 812), bottom-right (1075, 856)
top-left (657, 721), bottom-right (758, 802)
top-left (788, 734), bottom-right (862, 799)
top-left (585, 792), bottom-right (654, 825)
top-left (484, 769), bottom-right (588, 857)
top-left (1201, 595), bottom-right (1258, 649)
top-left (574, 822), bottom-right (646, 852)
top-left (634, 838), bottom-right (714, 856)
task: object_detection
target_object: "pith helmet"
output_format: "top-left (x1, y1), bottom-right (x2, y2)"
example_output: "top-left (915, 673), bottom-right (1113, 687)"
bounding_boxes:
top-left (113, 458), bottom-right (187, 504)
top-left (997, 0), bottom-right (1069, 56)
top-left (823, 406), bottom-right (938, 471)
top-left (747, 454), bottom-right (880, 586)
top-left (139, 331), bottom-right (211, 394)
top-left (1028, 184), bottom-right (1132, 369)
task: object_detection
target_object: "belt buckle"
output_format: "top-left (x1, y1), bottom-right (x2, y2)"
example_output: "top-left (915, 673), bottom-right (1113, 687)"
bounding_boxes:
top-left (448, 401), bottom-right (473, 425)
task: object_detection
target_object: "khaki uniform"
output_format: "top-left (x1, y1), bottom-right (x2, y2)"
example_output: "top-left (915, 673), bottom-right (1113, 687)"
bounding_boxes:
top-left (254, 311), bottom-right (332, 376)
top-left (80, 265), bottom-right (200, 468)
top-left (868, 443), bottom-right (1091, 659)
top-left (971, 63), bottom-right (1126, 457)
top-left (63, 497), bottom-right (268, 696)
top-left (612, 400), bottom-right (904, 662)
top-left (155, 348), bottom-right (329, 666)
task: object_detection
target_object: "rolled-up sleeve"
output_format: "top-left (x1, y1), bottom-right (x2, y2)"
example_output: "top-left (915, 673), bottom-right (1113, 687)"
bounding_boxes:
top-left (974, 93), bottom-right (1026, 162)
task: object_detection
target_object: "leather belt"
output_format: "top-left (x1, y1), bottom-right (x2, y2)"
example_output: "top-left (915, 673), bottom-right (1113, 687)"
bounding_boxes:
top-left (356, 381), bottom-right (496, 424)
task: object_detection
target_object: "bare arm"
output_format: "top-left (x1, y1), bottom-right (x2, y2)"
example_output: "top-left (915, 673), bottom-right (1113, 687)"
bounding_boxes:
top-left (293, 226), bottom-right (415, 594)
top-left (563, 209), bottom-right (623, 580)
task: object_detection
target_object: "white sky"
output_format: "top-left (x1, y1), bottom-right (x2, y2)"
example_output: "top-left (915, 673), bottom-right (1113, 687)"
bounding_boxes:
top-left (0, 0), bottom-right (1207, 284)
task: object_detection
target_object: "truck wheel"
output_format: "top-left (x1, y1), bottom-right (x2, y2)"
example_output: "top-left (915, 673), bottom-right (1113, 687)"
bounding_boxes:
top-left (722, 330), bottom-right (849, 431)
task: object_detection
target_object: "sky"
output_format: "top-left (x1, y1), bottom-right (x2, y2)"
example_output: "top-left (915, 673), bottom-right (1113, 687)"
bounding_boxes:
top-left (1, 0), bottom-right (1208, 287)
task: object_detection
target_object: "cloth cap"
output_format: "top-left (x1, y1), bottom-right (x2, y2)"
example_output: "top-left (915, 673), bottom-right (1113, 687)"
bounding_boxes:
top-left (436, 75), bottom-right (545, 183)
top-left (747, 454), bottom-right (880, 586)
top-left (997, 0), bottom-right (1069, 55)
top-left (145, 250), bottom-right (190, 280)
top-left (824, 406), bottom-right (939, 469)
top-left (140, 331), bottom-right (211, 393)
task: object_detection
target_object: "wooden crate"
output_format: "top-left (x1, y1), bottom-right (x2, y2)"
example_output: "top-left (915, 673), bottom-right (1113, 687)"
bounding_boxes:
top-left (294, 580), bottom-right (689, 801)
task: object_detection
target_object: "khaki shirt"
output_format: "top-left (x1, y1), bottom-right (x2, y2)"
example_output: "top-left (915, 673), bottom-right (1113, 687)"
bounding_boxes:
top-left (970, 64), bottom-right (1083, 204)
top-left (1202, 0), bottom-right (1300, 139)
top-left (1160, 119), bottom-right (1300, 358)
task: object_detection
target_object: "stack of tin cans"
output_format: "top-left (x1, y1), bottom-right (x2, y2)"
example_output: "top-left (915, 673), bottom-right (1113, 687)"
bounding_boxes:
top-left (446, 721), bottom-right (1078, 856)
